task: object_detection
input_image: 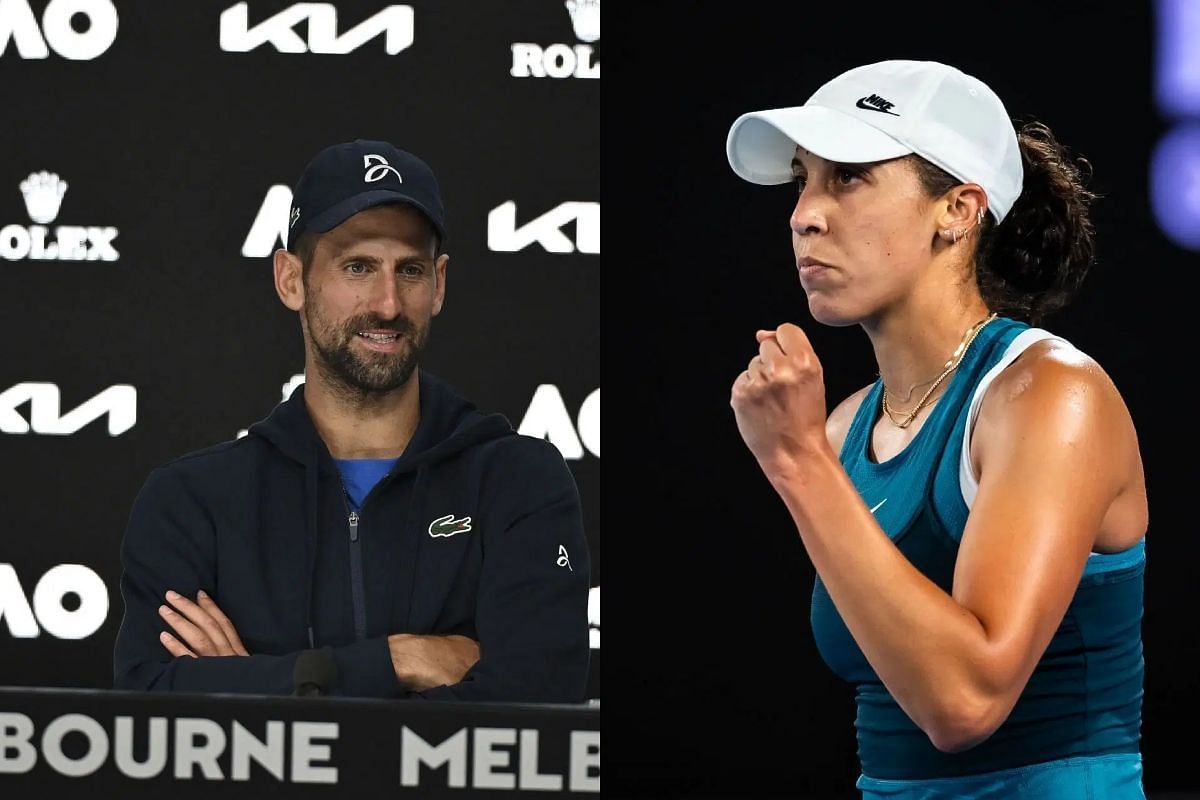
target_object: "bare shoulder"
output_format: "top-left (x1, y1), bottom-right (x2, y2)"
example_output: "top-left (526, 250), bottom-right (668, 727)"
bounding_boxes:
top-left (974, 338), bottom-right (1142, 487)
top-left (825, 382), bottom-right (876, 456)
top-left (981, 338), bottom-right (1127, 418)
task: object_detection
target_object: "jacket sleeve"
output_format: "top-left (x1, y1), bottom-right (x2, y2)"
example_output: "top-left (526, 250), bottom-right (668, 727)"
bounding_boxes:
top-left (112, 466), bottom-right (400, 698)
top-left (414, 440), bottom-right (592, 703)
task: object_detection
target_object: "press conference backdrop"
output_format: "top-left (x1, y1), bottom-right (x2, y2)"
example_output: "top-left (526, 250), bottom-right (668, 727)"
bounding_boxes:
top-left (0, 1), bottom-right (600, 699)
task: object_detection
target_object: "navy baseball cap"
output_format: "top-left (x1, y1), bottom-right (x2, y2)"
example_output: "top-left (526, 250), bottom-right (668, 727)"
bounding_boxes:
top-left (286, 139), bottom-right (447, 252)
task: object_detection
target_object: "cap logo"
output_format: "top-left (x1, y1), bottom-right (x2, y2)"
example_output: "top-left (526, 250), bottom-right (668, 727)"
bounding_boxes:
top-left (363, 154), bottom-right (402, 183)
top-left (289, 207), bottom-right (300, 228)
top-left (855, 94), bottom-right (900, 116)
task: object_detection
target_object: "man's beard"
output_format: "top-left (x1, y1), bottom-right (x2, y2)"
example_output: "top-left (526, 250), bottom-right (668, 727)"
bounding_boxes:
top-left (306, 308), bottom-right (428, 397)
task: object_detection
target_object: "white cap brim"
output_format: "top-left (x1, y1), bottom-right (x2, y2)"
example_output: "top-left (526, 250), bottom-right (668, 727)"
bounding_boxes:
top-left (727, 105), bottom-right (914, 184)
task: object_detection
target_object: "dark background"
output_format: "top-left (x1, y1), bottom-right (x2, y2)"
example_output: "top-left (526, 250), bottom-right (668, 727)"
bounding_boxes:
top-left (0, 1), bottom-right (599, 696)
top-left (608, 3), bottom-right (1195, 798)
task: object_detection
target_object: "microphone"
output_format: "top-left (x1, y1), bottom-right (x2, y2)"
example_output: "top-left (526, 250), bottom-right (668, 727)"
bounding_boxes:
top-left (293, 647), bottom-right (337, 697)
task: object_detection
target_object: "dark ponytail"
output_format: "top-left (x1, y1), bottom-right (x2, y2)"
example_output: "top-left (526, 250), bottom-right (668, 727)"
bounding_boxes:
top-left (912, 121), bottom-right (1099, 325)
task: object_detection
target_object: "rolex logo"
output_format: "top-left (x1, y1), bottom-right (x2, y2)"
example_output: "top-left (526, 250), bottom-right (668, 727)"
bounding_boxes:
top-left (565, 0), bottom-right (600, 42)
top-left (2, 171), bottom-right (119, 262)
top-left (19, 171), bottom-right (68, 224)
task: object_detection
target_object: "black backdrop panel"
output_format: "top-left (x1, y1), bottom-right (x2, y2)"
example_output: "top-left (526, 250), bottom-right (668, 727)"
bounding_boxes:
top-left (0, 1), bottom-right (600, 698)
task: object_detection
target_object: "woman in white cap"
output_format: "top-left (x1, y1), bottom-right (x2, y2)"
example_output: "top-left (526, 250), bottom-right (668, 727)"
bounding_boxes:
top-left (726, 60), bottom-right (1146, 798)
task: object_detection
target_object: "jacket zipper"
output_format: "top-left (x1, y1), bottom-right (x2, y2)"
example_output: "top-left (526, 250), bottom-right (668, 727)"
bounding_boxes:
top-left (346, 507), bottom-right (368, 642)
top-left (339, 466), bottom-right (409, 645)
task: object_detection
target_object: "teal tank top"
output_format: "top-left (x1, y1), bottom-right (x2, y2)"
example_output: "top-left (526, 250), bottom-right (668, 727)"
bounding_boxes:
top-left (810, 317), bottom-right (1145, 781)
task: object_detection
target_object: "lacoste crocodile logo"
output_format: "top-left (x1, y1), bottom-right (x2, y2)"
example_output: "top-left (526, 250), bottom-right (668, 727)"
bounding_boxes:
top-left (428, 514), bottom-right (472, 538)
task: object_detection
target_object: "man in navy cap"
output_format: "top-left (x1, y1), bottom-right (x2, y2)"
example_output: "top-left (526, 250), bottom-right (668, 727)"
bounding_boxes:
top-left (112, 140), bottom-right (591, 701)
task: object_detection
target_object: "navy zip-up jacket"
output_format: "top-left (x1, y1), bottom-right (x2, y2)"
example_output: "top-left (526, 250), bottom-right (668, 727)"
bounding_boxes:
top-left (112, 369), bottom-right (591, 701)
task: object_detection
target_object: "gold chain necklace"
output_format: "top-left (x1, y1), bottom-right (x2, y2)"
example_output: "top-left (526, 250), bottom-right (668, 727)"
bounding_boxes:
top-left (881, 312), bottom-right (998, 429)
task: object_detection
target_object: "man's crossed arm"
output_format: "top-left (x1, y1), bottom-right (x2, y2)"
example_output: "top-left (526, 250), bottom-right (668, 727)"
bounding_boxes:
top-left (156, 589), bottom-right (479, 692)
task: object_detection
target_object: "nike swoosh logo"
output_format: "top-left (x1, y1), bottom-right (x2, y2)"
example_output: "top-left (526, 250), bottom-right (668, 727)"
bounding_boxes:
top-left (428, 514), bottom-right (472, 538)
top-left (855, 98), bottom-right (900, 116)
top-left (869, 498), bottom-right (887, 514)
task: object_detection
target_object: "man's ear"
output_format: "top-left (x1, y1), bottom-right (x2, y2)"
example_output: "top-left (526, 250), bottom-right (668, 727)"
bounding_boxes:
top-left (432, 253), bottom-right (449, 316)
top-left (274, 248), bottom-right (305, 311)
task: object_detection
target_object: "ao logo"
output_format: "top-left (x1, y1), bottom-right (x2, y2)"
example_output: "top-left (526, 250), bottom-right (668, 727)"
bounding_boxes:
top-left (242, 186), bottom-right (294, 257)
top-left (0, 0), bottom-right (119, 60)
top-left (518, 385), bottom-right (599, 460)
top-left (0, 564), bottom-right (108, 640)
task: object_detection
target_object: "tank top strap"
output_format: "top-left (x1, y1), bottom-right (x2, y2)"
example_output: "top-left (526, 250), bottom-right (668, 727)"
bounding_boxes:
top-left (840, 317), bottom-right (1029, 473)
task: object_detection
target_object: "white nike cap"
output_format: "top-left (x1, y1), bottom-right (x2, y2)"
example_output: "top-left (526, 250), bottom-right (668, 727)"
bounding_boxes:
top-left (726, 60), bottom-right (1024, 223)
